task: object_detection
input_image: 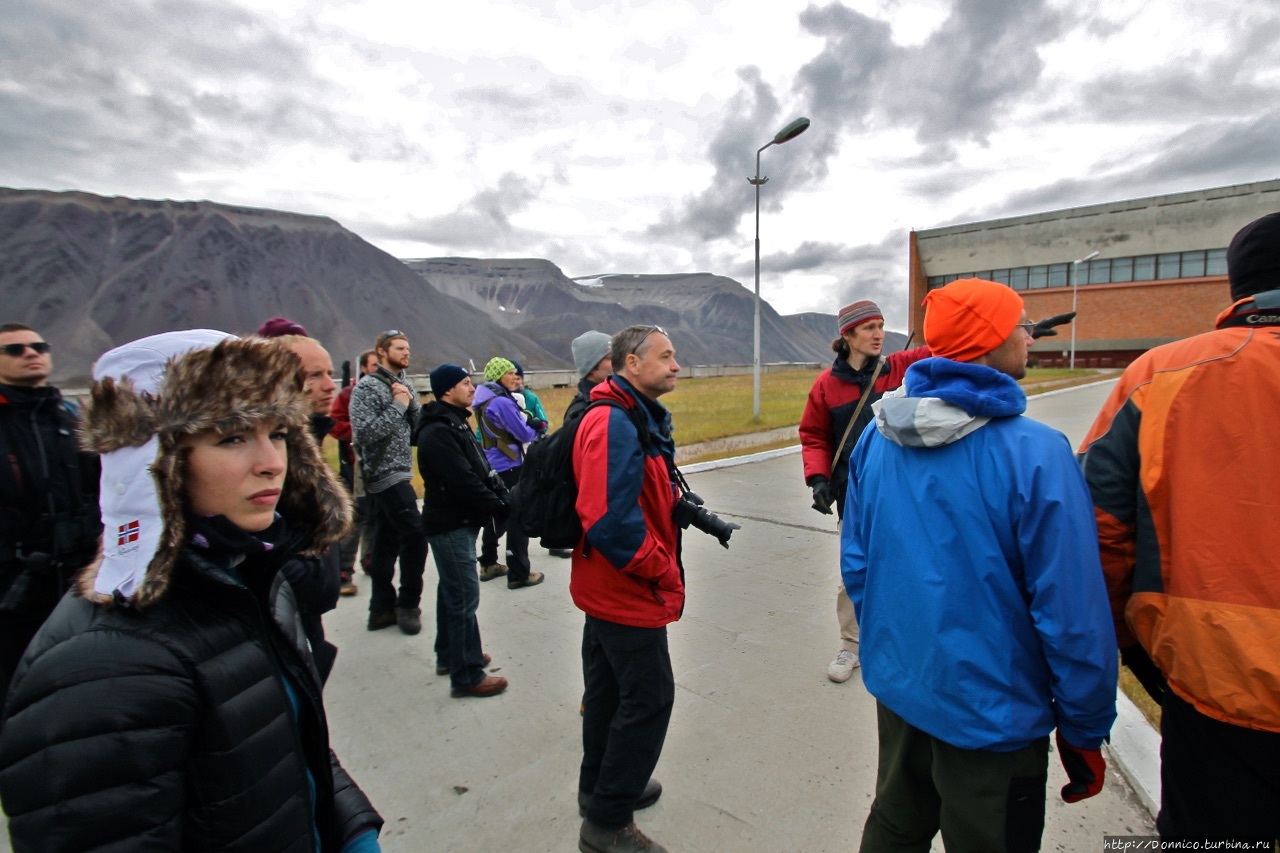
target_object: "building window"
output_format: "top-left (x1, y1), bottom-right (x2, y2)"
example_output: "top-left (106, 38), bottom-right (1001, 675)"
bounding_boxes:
top-left (1028, 265), bottom-right (1048, 289)
top-left (991, 269), bottom-right (1010, 285)
top-left (1207, 248), bottom-right (1227, 276)
top-left (1010, 268), bottom-right (1029, 290)
top-left (1181, 249), bottom-right (1206, 277)
top-left (1110, 257), bottom-right (1133, 282)
top-left (1048, 263), bottom-right (1068, 287)
top-left (1157, 253), bottom-right (1181, 279)
top-left (1133, 255), bottom-right (1156, 281)
top-left (1087, 258), bottom-right (1111, 285)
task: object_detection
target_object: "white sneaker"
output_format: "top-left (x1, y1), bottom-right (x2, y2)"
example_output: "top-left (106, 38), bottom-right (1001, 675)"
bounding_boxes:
top-left (827, 649), bottom-right (860, 683)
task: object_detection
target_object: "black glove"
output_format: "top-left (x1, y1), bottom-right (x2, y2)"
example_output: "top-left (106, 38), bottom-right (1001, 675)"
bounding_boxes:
top-left (1031, 312), bottom-right (1076, 339)
top-left (491, 498), bottom-right (511, 525)
top-left (524, 411), bottom-right (548, 433)
top-left (810, 477), bottom-right (835, 515)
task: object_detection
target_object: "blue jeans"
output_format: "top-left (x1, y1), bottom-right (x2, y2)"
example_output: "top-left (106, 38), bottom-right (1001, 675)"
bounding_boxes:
top-left (428, 527), bottom-right (485, 690)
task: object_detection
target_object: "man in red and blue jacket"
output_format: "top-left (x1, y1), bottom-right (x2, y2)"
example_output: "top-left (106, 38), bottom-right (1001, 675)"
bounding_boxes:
top-left (571, 325), bottom-right (681, 853)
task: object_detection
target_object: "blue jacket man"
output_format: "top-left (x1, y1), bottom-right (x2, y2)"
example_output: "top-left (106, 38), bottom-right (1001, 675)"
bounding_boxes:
top-left (841, 278), bottom-right (1116, 852)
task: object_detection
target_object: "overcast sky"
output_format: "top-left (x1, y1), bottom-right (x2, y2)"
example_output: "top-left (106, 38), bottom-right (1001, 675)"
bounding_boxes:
top-left (3, 0), bottom-right (1277, 328)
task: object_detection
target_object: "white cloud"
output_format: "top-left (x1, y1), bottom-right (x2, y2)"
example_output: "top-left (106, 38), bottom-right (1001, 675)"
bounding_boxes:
top-left (1, 0), bottom-right (1277, 330)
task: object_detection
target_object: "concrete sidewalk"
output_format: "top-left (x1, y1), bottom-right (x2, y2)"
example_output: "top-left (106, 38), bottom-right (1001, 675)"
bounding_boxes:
top-left (315, 378), bottom-right (1155, 852)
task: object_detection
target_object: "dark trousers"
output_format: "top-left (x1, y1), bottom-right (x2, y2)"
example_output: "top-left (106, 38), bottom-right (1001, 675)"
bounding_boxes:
top-left (860, 702), bottom-right (1049, 853)
top-left (478, 467), bottom-right (530, 582)
top-left (579, 615), bottom-right (674, 830)
top-left (337, 495), bottom-right (373, 577)
top-left (429, 527), bottom-right (486, 691)
top-left (1158, 689), bottom-right (1280, 840)
top-left (366, 480), bottom-right (428, 614)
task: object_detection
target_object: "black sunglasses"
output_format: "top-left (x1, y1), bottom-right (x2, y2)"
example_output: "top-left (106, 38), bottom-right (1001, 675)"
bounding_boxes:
top-left (376, 329), bottom-right (406, 346)
top-left (1, 342), bottom-right (51, 357)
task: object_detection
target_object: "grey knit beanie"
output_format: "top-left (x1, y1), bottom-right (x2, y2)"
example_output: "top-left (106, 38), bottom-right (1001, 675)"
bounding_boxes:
top-left (572, 331), bottom-right (611, 379)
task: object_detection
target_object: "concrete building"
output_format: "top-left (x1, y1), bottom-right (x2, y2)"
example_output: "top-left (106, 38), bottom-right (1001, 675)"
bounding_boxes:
top-left (908, 179), bottom-right (1280, 367)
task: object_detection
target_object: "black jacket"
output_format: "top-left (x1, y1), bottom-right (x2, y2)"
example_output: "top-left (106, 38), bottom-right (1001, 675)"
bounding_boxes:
top-left (415, 401), bottom-right (507, 536)
top-left (0, 543), bottom-right (382, 852)
top-left (563, 377), bottom-right (599, 427)
top-left (0, 383), bottom-right (101, 616)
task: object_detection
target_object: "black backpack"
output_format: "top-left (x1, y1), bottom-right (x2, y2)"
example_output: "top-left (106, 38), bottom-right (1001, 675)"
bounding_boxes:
top-left (510, 399), bottom-right (649, 550)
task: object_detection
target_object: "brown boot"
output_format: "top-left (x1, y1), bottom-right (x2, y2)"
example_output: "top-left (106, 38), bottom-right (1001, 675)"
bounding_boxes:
top-left (450, 674), bottom-right (508, 698)
top-left (578, 819), bottom-right (667, 853)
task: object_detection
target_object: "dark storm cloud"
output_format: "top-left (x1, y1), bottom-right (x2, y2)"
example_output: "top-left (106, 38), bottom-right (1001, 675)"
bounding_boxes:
top-left (650, 0), bottom-right (1061, 248)
top-left (994, 110), bottom-right (1280, 221)
top-left (360, 173), bottom-right (546, 252)
top-left (798, 0), bottom-right (1063, 145)
top-left (647, 65), bottom-right (834, 243)
top-left (757, 239), bottom-right (897, 274)
top-left (0, 0), bottom-right (428, 190)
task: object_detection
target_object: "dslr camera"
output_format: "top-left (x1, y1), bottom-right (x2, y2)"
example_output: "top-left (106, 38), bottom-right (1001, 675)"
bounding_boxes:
top-left (671, 490), bottom-right (740, 549)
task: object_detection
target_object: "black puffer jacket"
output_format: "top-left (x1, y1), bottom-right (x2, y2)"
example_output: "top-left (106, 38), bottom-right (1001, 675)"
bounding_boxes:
top-left (415, 400), bottom-right (508, 536)
top-left (0, 544), bottom-right (382, 852)
top-left (0, 383), bottom-right (101, 611)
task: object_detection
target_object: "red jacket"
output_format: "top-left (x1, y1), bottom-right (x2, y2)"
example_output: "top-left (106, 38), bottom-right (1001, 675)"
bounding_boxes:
top-left (800, 346), bottom-right (931, 488)
top-left (570, 377), bottom-right (683, 628)
top-left (329, 384), bottom-right (355, 464)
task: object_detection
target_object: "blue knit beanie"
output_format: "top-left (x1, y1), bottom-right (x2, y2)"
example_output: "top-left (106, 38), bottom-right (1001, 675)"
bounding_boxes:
top-left (430, 363), bottom-right (470, 398)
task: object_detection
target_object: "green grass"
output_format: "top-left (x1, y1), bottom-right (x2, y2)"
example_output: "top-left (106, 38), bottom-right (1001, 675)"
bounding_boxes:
top-left (325, 366), bottom-right (1106, 491)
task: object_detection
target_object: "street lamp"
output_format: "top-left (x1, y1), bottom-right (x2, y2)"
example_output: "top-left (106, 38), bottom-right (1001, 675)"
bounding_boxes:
top-left (1069, 249), bottom-right (1100, 370)
top-left (748, 116), bottom-right (810, 420)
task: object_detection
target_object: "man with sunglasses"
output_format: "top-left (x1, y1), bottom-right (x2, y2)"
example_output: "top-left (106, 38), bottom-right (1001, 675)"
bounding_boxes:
top-left (0, 324), bottom-right (101, 700)
top-left (349, 330), bottom-right (429, 636)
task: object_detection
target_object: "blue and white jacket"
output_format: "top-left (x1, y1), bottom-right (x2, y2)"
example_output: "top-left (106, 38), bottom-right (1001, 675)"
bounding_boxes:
top-left (841, 358), bottom-right (1117, 751)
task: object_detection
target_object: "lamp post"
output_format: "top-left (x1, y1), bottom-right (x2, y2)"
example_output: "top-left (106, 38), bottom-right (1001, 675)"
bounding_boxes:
top-left (1069, 249), bottom-right (1100, 370)
top-left (748, 116), bottom-right (810, 420)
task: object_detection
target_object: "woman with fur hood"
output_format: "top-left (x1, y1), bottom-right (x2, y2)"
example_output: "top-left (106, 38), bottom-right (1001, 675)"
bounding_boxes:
top-left (0, 331), bottom-right (383, 853)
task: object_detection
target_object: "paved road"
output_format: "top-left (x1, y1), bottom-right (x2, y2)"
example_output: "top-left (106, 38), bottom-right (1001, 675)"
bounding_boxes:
top-left (2, 379), bottom-right (1152, 852)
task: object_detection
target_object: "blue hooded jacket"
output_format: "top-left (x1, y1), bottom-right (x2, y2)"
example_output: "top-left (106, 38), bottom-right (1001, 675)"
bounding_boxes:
top-left (841, 358), bottom-right (1117, 751)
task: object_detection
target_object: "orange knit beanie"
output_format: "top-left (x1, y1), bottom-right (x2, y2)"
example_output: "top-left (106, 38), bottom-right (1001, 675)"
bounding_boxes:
top-left (922, 278), bottom-right (1024, 361)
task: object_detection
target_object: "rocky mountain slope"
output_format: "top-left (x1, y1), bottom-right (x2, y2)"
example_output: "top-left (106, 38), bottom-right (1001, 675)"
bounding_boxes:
top-left (404, 258), bottom-right (838, 368)
top-left (2, 188), bottom-right (846, 385)
top-left (0, 188), bottom-right (562, 384)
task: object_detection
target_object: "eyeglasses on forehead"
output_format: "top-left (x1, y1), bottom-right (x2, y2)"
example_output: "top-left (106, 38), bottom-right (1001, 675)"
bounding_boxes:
top-left (630, 325), bottom-right (668, 354)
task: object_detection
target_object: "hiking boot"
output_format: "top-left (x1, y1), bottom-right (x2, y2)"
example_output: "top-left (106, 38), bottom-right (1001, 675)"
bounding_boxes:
top-left (339, 574), bottom-right (358, 596)
top-left (827, 649), bottom-right (860, 683)
top-left (508, 571), bottom-right (545, 590)
top-left (578, 778), bottom-right (662, 818)
top-left (436, 653), bottom-right (491, 676)
top-left (479, 562), bottom-right (508, 582)
top-left (367, 610), bottom-right (397, 631)
top-left (450, 674), bottom-right (508, 698)
top-left (578, 819), bottom-right (667, 853)
top-left (396, 607), bottom-right (422, 635)
top-left (548, 548), bottom-right (574, 559)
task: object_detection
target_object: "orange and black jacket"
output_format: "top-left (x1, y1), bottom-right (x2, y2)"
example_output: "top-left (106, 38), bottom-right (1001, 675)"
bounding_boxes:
top-left (1079, 291), bottom-right (1280, 733)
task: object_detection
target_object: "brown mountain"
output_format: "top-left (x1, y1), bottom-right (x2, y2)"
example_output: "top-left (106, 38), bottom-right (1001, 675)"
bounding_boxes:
top-left (403, 258), bottom-right (837, 367)
top-left (0, 188), bottom-right (564, 385)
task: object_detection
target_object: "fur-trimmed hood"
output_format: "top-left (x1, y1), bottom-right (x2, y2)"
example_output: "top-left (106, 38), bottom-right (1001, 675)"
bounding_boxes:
top-left (78, 332), bottom-right (351, 609)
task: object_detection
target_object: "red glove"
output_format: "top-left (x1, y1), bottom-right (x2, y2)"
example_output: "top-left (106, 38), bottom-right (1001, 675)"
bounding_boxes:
top-left (1056, 731), bottom-right (1106, 803)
